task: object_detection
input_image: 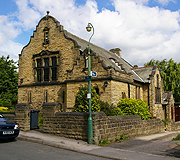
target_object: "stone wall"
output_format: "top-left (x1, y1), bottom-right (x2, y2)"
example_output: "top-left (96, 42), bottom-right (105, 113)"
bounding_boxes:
top-left (93, 112), bottom-right (165, 144)
top-left (166, 120), bottom-right (180, 131)
top-left (42, 104), bottom-right (165, 144)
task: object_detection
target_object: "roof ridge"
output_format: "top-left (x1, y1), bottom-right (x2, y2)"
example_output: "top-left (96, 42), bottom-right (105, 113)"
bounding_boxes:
top-left (131, 66), bottom-right (153, 70)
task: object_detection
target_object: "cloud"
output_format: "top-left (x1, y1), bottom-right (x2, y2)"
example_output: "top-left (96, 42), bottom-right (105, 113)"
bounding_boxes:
top-left (0, 40), bottom-right (23, 62)
top-left (0, 0), bottom-right (180, 67)
top-left (0, 15), bottom-right (21, 46)
top-left (156, 0), bottom-right (176, 6)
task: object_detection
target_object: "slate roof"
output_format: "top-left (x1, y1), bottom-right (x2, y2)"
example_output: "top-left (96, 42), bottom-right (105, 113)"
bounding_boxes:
top-left (131, 66), bottom-right (154, 83)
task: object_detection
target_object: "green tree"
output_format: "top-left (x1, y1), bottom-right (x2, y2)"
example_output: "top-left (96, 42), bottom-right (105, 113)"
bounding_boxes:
top-left (73, 86), bottom-right (100, 112)
top-left (0, 55), bottom-right (18, 106)
top-left (144, 58), bottom-right (180, 102)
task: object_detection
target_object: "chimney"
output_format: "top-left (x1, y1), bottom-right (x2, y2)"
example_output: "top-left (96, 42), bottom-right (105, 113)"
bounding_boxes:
top-left (109, 48), bottom-right (121, 57)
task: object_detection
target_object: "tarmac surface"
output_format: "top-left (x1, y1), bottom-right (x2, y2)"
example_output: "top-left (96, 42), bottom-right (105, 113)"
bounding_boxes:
top-left (17, 130), bottom-right (180, 160)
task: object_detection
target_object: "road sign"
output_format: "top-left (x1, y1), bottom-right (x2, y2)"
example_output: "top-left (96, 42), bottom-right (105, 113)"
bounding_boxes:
top-left (91, 71), bottom-right (97, 77)
top-left (85, 76), bottom-right (91, 81)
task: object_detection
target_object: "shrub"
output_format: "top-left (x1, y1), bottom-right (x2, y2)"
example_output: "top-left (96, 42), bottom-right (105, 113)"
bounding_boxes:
top-left (117, 98), bottom-right (151, 120)
top-left (73, 86), bottom-right (100, 112)
top-left (99, 100), bottom-right (114, 116)
top-left (0, 107), bottom-right (8, 112)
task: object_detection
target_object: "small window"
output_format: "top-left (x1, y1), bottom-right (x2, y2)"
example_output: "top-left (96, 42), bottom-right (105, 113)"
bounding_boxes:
top-left (63, 91), bottom-right (65, 103)
top-left (122, 92), bottom-right (126, 99)
top-left (157, 74), bottom-right (159, 88)
top-left (44, 58), bottom-right (49, 67)
top-left (37, 59), bottom-right (41, 67)
top-left (52, 67), bottom-right (57, 81)
top-left (37, 69), bottom-right (42, 82)
top-left (52, 57), bottom-right (57, 66)
top-left (45, 91), bottom-right (48, 102)
top-left (94, 87), bottom-right (99, 95)
top-left (28, 91), bottom-right (32, 103)
top-left (44, 68), bottom-right (49, 81)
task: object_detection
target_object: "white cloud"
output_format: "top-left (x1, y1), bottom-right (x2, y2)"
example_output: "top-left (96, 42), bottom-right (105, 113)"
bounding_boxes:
top-left (0, 40), bottom-right (23, 62)
top-left (156, 0), bottom-right (176, 6)
top-left (0, 0), bottom-right (180, 67)
top-left (15, 0), bottom-right (41, 30)
top-left (0, 15), bottom-right (21, 46)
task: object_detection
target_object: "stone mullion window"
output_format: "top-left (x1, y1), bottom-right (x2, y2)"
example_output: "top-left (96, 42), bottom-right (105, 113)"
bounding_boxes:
top-left (34, 52), bottom-right (59, 82)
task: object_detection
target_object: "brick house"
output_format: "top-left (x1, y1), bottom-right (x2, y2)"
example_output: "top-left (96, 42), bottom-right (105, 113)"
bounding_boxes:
top-left (18, 12), bottom-right (173, 120)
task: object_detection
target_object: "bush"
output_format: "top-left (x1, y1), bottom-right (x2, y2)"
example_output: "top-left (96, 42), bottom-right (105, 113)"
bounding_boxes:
top-left (73, 86), bottom-right (100, 112)
top-left (0, 107), bottom-right (8, 112)
top-left (99, 101), bottom-right (113, 115)
top-left (117, 98), bottom-right (151, 120)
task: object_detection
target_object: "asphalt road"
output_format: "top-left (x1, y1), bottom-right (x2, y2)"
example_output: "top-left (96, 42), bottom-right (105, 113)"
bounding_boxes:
top-left (107, 138), bottom-right (180, 158)
top-left (0, 139), bottom-right (110, 160)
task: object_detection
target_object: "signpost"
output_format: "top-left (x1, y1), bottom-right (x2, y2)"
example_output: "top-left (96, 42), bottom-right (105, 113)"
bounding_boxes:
top-left (91, 71), bottom-right (97, 77)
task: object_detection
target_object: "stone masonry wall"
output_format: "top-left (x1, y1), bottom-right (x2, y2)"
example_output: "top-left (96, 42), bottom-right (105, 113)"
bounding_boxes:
top-left (42, 104), bottom-right (165, 145)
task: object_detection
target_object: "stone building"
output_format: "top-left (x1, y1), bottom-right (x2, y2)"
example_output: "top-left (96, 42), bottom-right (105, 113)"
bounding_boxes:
top-left (18, 12), bottom-right (173, 120)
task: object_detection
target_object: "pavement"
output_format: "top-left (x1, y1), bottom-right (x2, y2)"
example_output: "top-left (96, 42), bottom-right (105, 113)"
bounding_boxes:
top-left (17, 130), bottom-right (180, 160)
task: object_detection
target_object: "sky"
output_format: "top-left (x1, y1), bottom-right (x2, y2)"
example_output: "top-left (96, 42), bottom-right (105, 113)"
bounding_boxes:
top-left (0, 0), bottom-right (180, 67)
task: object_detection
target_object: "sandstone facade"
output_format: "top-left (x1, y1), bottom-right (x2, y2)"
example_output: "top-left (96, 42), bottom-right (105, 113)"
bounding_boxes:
top-left (18, 12), bottom-right (173, 120)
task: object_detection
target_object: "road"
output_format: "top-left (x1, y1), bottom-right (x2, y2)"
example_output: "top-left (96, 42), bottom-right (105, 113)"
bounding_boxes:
top-left (0, 139), bottom-right (110, 160)
top-left (107, 138), bottom-right (180, 159)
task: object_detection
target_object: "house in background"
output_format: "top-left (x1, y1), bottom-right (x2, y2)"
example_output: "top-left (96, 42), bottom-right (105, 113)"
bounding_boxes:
top-left (18, 12), bottom-right (174, 120)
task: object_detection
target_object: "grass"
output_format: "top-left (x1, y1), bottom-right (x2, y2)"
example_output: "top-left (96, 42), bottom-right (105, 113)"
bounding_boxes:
top-left (115, 133), bottom-right (128, 142)
top-left (172, 134), bottom-right (180, 141)
top-left (99, 139), bottom-right (110, 146)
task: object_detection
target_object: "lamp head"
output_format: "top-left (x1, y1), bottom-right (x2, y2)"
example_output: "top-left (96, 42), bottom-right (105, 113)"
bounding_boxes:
top-left (86, 23), bottom-right (92, 32)
top-left (104, 81), bottom-right (108, 87)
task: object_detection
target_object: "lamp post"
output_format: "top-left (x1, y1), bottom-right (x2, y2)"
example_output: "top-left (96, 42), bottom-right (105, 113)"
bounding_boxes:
top-left (86, 23), bottom-right (94, 144)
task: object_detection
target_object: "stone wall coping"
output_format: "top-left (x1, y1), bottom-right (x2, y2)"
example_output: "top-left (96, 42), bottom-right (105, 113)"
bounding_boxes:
top-left (16, 103), bottom-right (30, 106)
top-left (55, 112), bottom-right (89, 116)
top-left (43, 102), bottom-right (60, 106)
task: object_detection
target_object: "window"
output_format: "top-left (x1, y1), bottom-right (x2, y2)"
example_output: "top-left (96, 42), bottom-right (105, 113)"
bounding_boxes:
top-left (52, 67), bottom-right (57, 81)
top-left (37, 59), bottom-right (41, 67)
top-left (34, 51), bottom-right (58, 82)
top-left (44, 68), bottom-right (49, 81)
top-left (155, 74), bottom-right (161, 103)
top-left (28, 91), bottom-right (32, 103)
top-left (37, 69), bottom-right (42, 82)
top-left (63, 91), bottom-right (65, 103)
top-left (122, 92), bottom-right (126, 99)
top-left (94, 87), bottom-right (99, 95)
top-left (43, 27), bottom-right (49, 45)
top-left (52, 57), bottom-right (57, 66)
top-left (136, 86), bottom-right (140, 99)
top-left (45, 91), bottom-right (48, 102)
top-left (155, 87), bottom-right (161, 103)
top-left (44, 58), bottom-right (49, 67)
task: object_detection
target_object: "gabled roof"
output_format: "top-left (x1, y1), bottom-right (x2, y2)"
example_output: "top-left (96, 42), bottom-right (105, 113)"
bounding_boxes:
top-left (131, 66), bottom-right (154, 83)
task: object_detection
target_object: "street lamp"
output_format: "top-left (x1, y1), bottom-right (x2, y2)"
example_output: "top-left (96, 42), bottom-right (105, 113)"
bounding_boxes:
top-left (86, 23), bottom-right (94, 144)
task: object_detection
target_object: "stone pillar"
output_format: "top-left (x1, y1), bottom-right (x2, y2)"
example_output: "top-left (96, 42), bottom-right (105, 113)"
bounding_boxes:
top-left (43, 102), bottom-right (61, 117)
top-left (15, 103), bottom-right (30, 131)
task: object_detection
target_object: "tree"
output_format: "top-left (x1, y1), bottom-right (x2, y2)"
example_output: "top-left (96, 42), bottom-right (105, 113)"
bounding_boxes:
top-left (144, 58), bottom-right (180, 102)
top-left (0, 55), bottom-right (18, 106)
top-left (73, 86), bottom-right (100, 112)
